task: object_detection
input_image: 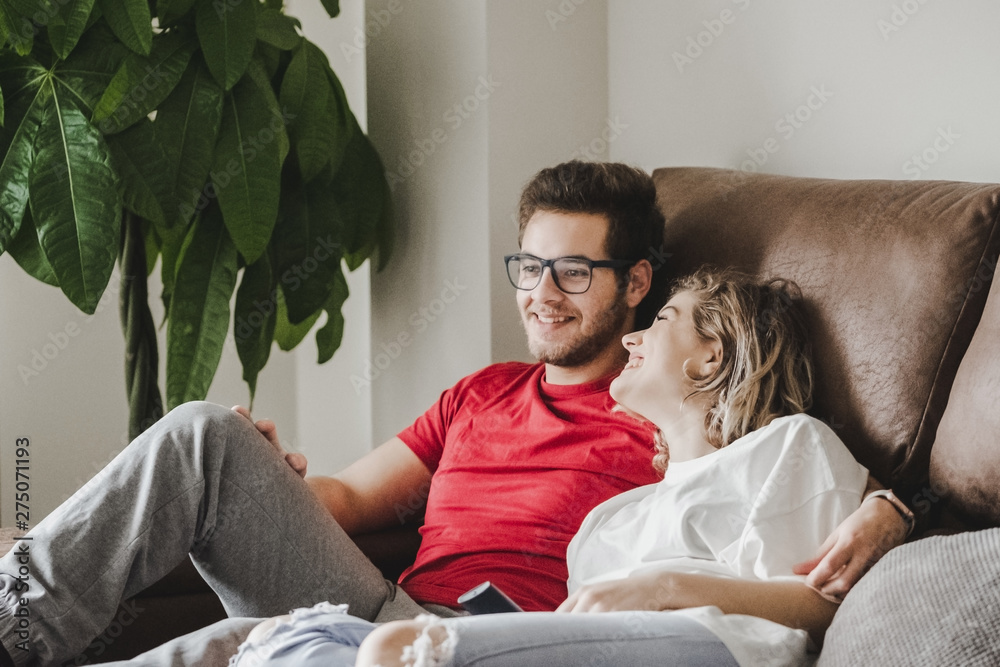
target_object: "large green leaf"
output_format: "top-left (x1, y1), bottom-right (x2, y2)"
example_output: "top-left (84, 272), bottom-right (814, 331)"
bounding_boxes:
top-left (0, 58), bottom-right (47, 253)
top-left (273, 165), bottom-right (342, 323)
top-left (154, 58), bottom-right (223, 225)
top-left (158, 221), bottom-right (188, 317)
top-left (97, 0), bottom-right (152, 55)
top-left (107, 118), bottom-right (177, 228)
top-left (2, 44), bottom-right (122, 257)
top-left (47, 0), bottom-right (97, 60)
top-left (274, 284), bottom-right (320, 351)
top-left (316, 269), bottom-right (348, 363)
top-left (280, 41), bottom-right (347, 181)
top-left (92, 31), bottom-right (195, 133)
top-left (234, 255), bottom-right (276, 402)
top-left (166, 204), bottom-right (238, 408)
top-left (318, 0), bottom-right (339, 19)
top-left (29, 76), bottom-right (121, 313)
top-left (7, 207), bottom-right (58, 286)
top-left (211, 69), bottom-right (281, 263)
top-left (195, 0), bottom-right (256, 90)
top-left (331, 119), bottom-right (391, 271)
top-left (256, 7), bottom-right (301, 51)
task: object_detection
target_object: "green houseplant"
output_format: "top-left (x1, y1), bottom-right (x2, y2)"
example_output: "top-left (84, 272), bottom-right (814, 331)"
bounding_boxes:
top-left (0, 0), bottom-right (393, 438)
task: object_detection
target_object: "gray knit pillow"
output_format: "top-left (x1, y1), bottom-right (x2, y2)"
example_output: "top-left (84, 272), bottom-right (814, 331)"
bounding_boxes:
top-left (818, 528), bottom-right (1000, 666)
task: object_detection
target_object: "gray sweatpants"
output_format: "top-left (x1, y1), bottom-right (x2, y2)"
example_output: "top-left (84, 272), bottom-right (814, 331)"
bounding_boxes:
top-left (0, 401), bottom-right (430, 666)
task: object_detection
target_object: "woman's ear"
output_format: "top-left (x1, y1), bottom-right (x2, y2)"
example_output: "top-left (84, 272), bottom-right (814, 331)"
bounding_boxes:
top-left (697, 338), bottom-right (724, 378)
top-left (626, 259), bottom-right (653, 308)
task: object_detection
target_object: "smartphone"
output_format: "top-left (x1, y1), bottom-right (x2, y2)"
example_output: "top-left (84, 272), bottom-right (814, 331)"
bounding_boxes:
top-left (457, 581), bottom-right (524, 614)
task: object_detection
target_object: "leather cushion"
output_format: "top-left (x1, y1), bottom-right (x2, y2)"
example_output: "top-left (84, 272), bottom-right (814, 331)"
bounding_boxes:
top-left (930, 262), bottom-right (1000, 527)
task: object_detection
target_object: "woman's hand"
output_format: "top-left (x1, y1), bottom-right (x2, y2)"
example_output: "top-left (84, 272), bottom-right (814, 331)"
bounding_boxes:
top-left (231, 405), bottom-right (308, 478)
top-left (556, 572), bottom-right (676, 613)
top-left (792, 494), bottom-right (908, 600)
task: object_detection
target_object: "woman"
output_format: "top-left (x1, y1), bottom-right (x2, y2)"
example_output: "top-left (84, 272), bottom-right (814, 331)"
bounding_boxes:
top-left (231, 269), bottom-right (869, 667)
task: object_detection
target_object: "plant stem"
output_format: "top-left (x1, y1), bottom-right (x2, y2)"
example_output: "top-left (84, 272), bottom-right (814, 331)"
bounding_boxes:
top-left (119, 211), bottom-right (164, 441)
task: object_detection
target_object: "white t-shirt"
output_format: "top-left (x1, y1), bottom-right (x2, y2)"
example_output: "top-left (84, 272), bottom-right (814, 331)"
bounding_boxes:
top-left (566, 414), bottom-right (869, 667)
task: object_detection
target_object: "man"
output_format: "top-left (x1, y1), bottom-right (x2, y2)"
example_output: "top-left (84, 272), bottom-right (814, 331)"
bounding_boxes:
top-left (0, 162), bottom-right (906, 666)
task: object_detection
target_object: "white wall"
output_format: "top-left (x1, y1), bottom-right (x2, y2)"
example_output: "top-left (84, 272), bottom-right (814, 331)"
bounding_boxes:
top-left (607, 0), bottom-right (999, 183)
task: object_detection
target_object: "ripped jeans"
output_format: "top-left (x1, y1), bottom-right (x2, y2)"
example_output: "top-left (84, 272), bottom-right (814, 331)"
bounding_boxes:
top-left (230, 602), bottom-right (739, 667)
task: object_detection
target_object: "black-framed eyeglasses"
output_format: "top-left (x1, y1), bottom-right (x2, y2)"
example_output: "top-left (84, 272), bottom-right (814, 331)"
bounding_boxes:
top-left (504, 253), bottom-right (635, 294)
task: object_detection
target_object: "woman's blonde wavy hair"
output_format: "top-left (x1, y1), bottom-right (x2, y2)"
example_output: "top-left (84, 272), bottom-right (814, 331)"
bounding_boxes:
top-left (650, 268), bottom-right (815, 472)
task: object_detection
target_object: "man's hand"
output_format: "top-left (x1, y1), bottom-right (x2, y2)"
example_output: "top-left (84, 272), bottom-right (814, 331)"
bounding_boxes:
top-left (231, 405), bottom-right (308, 478)
top-left (792, 496), bottom-right (908, 600)
top-left (556, 573), bottom-right (672, 613)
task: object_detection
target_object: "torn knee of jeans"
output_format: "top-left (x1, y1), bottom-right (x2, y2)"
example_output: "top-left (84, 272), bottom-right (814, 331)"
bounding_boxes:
top-left (399, 614), bottom-right (458, 667)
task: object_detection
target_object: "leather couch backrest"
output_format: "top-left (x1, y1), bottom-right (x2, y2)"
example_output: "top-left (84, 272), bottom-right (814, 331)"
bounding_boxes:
top-left (930, 268), bottom-right (1000, 528)
top-left (651, 167), bottom-right (1000, 501)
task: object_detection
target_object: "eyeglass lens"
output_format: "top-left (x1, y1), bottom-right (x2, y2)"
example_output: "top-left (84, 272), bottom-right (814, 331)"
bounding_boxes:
top-left (508, 257), bottom-right (593, 293)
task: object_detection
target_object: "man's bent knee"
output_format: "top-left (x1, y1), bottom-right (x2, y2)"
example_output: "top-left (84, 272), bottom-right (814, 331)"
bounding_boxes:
top-left (132, 401), bottom-right (266, 466)
top-left (162, 401), bottom-right (259, 444)
top-left (164, 400), bottom-right (232, 426)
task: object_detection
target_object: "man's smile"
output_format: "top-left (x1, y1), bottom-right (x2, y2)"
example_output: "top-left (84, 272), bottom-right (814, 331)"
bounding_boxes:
top-left (532, 312), bottom-right (575, 325)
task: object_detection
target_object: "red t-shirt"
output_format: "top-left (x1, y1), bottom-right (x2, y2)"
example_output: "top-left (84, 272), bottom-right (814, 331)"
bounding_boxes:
top-left (396, 362), bottom-right (660, 612)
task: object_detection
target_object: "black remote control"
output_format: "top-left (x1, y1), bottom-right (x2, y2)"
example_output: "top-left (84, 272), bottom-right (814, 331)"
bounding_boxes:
top-left (457, 581), bottom-right (524, 614)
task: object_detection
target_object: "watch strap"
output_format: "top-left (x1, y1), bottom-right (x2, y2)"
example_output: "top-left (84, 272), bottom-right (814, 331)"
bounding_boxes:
top-left (866, 488), bottom-right (916, 537)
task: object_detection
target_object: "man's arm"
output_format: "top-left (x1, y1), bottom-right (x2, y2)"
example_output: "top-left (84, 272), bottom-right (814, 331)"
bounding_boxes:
top-left (307, 437), bottom-right (433, 536)
top-left (792, 474), bottom-right (910, 598)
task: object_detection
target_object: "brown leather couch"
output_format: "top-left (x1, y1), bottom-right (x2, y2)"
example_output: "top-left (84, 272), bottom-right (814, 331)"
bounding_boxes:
top-left (24, 167), bottom-right (1000, 662)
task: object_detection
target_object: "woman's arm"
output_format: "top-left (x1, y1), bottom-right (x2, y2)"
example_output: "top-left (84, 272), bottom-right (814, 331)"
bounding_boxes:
top-left (557, 569), bottom-right (838, 647)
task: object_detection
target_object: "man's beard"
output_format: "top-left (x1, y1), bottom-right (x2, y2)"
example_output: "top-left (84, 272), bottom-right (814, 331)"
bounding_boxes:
top-left (525, 297), bottom-right (629, 368)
